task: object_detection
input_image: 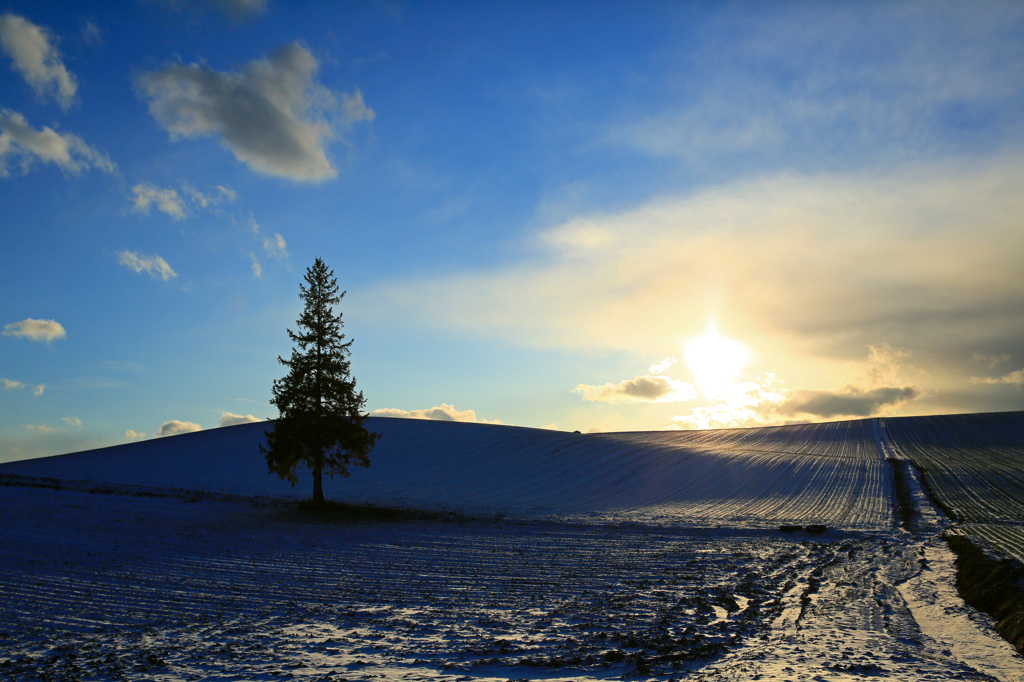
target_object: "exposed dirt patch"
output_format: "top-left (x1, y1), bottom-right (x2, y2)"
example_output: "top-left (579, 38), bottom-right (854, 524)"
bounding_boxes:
top-left (946, 533), bottom-right (1024, 655)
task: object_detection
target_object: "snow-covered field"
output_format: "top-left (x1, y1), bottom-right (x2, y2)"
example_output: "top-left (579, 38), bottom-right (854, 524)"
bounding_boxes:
top-left (0, 417), bottom-right (892, 529)
top-left (2, 415), bottom-right (1023, 680)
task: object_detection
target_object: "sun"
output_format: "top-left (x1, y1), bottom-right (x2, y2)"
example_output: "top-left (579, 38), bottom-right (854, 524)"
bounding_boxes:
top-left (685, 321), bottom-right (751, 397)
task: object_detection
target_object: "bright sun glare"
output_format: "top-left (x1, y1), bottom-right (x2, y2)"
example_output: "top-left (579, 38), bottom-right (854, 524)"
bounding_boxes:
top-left (685, 322), bottom-right (751, 397)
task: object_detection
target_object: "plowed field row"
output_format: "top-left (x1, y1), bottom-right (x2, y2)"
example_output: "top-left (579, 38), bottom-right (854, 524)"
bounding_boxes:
top-left (885, 412), bottom-right (1024, 523)
top-left (0, 417), bottom-right (896, 529)
top-left (0, 486), bottom-right (823, 680)
top-left (885, 411), bottom-right (1024, 564)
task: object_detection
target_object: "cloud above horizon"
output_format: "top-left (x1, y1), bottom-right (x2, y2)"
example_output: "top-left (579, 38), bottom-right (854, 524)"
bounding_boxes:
top-left (3, 318), bottom-right (66, 342)
top-left (137, 42), bottom-right (373, 181)
top-left (780, 385), bottom-right (922, 419)
top-left (218, 411), bottom-right (261, 427)
top-left (372, 403), bottom-right (500, 424)
top-left (0, 13), bottom-right (77, 110)
top-left (573, 374), bottom-right (697, 404)
top-left (0, 110), bottom-right (116, 177)
top-left (117, 251), bottom-right (178, 281)
top-left (156, 420), bottom-right (202, 437)
top-left (972, 368), bottom-right (1024, 386)
top-left (363, 158), bottom-right (1024, 404)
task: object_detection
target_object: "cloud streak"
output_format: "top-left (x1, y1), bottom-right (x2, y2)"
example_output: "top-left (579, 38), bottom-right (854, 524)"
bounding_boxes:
top-left (117, 251), bottom-right (178, 281)
top-left (0, 110), bottom-right (116, 177)
top-left (0, 13), bottom-right (77, 110)
top-left (780, 385), bottom-right (922, 419)
top-left (363, 158), bottom-right (1024, 405)
top-left (972, 368), bottom-right (1024, 386)
top-left (137, 42), bottom-right (373, 181)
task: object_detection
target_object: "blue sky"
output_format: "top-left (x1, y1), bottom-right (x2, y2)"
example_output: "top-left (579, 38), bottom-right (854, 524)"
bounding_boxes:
top-left (3, 0), bottom-right (1024, 461)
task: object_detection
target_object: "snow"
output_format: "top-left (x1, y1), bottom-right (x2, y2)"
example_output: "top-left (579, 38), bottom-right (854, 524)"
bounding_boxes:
top-left (0, 416), bottom-right (893, 529)
top-left (1, 415), bottom-right (1023, 680)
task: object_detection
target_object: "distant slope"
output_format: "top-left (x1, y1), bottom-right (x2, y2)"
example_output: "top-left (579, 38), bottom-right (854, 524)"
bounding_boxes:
top-left (0, 416), bottom-right (894, 529)
top-left (886, 411), bottom-right (1024, 562)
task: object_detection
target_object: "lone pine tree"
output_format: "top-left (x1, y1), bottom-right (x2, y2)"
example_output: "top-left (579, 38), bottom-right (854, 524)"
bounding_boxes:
top-left (261, 257), bottom-right (378, 505)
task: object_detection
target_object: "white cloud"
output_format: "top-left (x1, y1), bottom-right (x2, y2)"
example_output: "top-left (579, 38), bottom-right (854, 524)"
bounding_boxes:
top-left (573, 374), bottom-right (697, 404)
top-left (24, 424), bottom-right (54, 434)
top-left (3, 317), bottom-right (66, 342)
top-left (0, 13), bottom-right (77, 110)
top-left (971, 368), bottom-right (1024, 386)
top-left (33, 384), bottom-right (44, 397)
top-left (125, 429), bottom-right (147, 441)
top-left (362, 159), bottom-right (1024, 401)
top-left (671, 378), bottom-right (788, 430)
top-left (137, 42), bottom-right (373, 181)
top-left (131, 183), bottom-right (187, 219)
top-left (2, 378), bottom-right (25, 390)
top-left (156, 420), bottom-right (202, 437)
top-left (649, 356), bottom-right (677, 375)
top-left (182, 183), bottom-right (237, 207)
top-left (372, 403), bottom-right (500, 424)
top-left (248, 213), bottom-right (287, 278)
top-left (218, 411), bottom-right (261, 427)
top-left (0, 110), bottom-right (116, 177)
top-left (117, 250), bottom-right (178, 281)
top-left (62, 417), bottom-right (81, 427)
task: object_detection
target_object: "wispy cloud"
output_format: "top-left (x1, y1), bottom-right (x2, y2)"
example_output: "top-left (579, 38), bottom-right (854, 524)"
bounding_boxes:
top-left (156, 419), bottom-right (202, 436)
top-left (363, 158), bottom-right (1024, 399)
top-left (971, 368), bottom-right (1024, 386)
top-left (117, 250), bottom-right (178, 281)
top-left (372, 403), bottom-right (500, 424)
top-left (181, 183), bottom-right (237, 207)
top-left (3, 318), bottom-right (66, 342)
top-left (80, 20), bottom-right (101, 46)
top-left (130, 183), bottom-right (187, 219)
top-left (247, 212), bottom-right (287, 278)
top-left (2, 378), bottom-right (25, 390)
top-left (608, 3), bottom-right (1024, 168)
top-left (0, 13), bottom-right (77, 110)
top-left (218, 411), bottom-right (260, 427)
top-left (573, 374), bottom-right (696, 404)
top-left (0, 110), bottom-right (116, 177)
top-left (211, 0), bottom-right (271, 20)
top-left (24, 423), bottom-right (54, 434)
top-left (33, 384), bottom-right (44, 397)
top-left (62, 416), bottom-right (81, 427)
top-left (137, 42), bottom-right (373, 181)
top-left (649, 357), bottom-right (677, 375)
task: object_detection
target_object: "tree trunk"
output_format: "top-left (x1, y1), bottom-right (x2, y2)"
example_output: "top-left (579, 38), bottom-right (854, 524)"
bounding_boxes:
top-left (312, 465), bottom-right (324, 506)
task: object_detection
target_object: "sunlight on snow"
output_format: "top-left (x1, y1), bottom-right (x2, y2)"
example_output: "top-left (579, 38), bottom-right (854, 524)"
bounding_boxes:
top-left (685, 321), bottom-right (751, 397)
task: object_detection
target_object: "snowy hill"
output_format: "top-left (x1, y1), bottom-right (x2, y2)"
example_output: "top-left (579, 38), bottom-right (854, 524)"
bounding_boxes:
top-left (0, 416), bottom-right (894, 529)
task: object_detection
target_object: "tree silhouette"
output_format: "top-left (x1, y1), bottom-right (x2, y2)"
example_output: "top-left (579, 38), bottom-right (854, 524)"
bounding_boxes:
top-left (261, 257), bottom-right (378, 505)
